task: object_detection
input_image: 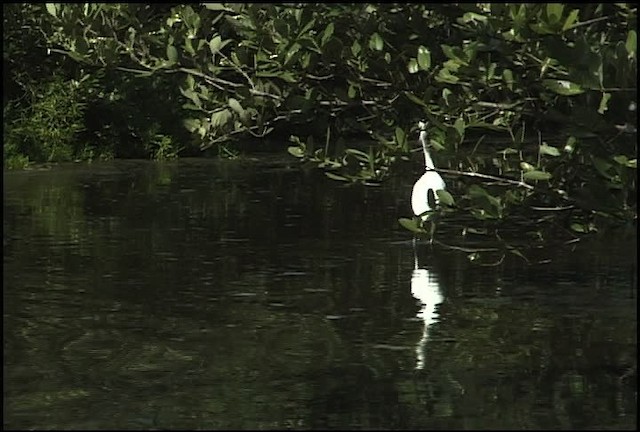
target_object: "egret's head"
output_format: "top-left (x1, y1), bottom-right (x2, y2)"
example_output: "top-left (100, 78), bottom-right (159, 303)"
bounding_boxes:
top-left (417, 121), bottom-right (429, 149)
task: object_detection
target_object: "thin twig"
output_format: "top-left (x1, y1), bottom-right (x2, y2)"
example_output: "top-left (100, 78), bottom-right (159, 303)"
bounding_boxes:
top-left (249, 88), bottom-right (283, 101)
top-left (218, 51), bottom-right (255, 89)
top-left (567, 15), bottom-right (611, 30)
top-left (177, 67), bottom-right (242, 88)
top-left (530, 205), bottom-right (575, 211)
top-left (305, 73), bottom-right (335, 80)
top-left (435, 168), bottom-right (536, 190)
top-left (432, 240), bottom-right (500, 253)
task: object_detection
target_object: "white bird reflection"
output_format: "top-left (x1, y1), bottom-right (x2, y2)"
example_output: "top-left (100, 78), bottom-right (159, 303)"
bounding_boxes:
top-left (411, 242), bottom-right (443, 370)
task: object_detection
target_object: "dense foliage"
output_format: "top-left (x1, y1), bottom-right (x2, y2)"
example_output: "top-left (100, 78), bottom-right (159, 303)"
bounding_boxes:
top-left (3, 3), bottom-right (637, 244)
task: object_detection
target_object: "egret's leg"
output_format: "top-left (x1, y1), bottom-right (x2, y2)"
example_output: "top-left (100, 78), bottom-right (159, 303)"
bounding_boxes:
top-left (429, 219), bottom-right (437, 245)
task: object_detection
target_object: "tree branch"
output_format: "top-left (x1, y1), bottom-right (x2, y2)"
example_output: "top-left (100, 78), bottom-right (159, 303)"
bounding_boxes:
top-left (436, 168), bottom-right (536, 190)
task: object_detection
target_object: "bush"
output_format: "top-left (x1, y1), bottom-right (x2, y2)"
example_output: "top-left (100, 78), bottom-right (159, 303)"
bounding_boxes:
top-left (3, 76), bottom-right (90, 165)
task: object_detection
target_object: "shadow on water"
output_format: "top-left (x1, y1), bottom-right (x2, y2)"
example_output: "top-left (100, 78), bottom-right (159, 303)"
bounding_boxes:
top-left (3, 158), bottom-right (637, 429)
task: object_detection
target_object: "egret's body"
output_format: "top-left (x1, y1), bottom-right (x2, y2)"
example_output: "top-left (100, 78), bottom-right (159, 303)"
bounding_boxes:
top-left (411, 122), bottom-right (446, 220)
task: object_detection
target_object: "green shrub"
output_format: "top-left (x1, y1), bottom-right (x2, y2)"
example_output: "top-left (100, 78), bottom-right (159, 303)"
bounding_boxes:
top-left (3, 76), bottom-right (87, 165)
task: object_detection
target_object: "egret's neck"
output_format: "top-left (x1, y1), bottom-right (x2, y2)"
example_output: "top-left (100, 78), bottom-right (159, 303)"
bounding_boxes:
top-left (420, 131), bottom-right (436, 170)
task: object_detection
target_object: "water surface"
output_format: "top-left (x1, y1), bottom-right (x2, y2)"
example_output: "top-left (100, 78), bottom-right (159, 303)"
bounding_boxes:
top-left (4, 158), bottom-right (637, 429)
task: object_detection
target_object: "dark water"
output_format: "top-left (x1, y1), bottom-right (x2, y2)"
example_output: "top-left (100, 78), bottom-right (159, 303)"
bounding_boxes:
top-left (3, 158), bottom-right (637, 430)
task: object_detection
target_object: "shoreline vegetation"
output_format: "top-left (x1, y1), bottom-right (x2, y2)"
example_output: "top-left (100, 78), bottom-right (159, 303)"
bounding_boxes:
top-left (3, 3), bottom-right (636, 245)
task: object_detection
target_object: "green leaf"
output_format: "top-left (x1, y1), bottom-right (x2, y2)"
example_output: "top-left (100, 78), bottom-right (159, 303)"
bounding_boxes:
top-left (398, 218), bottom-right (426, 234)
top-left (417, 45), bottom-right (431, 70)
top-left (562, 9), bottom-right (580, 31)
top-left (542, 79), bottom-right (585, 96)
top-left (345, 148), bottom-right (370, 162)
top-left (612, 155), bottom-right (635, 169)
top-left (564, 136), bottom-right (577, 153)
top-left (211, 108), bottom-right (232, 128)
top-left (321, 23), bottom-right (334, 46)
top-left (407, 58), bottom-right (419, 74)
top-left (183, 118), bottom-right (201, 132)
top-left (369, 32), bottom-right (384, 51)
top-left (598, 92), bottom-right (611, 114)
top-left (530, 22), bottom-right (555, 36)
top-left (167, 45), bottom-right (178, 63)
top-left (351, 40), bottom-right (361, 56)
top-left (591, 156), bottom-right (613, 179)
top-left (185, 74), bottom-right (195, 90)
top-left (503, 68), bottom-right (514, 90)
top-left (228, 98), bottom-right (244, 116)
top-left (287, 146), bottom-right (305, 158)
top-left (325, 172), bottom-right (350, 182)
top-left (184, 37), bottom-right (196, 56)
top-left (404, 91), bottom-right (428, 107)
top-left (468, 184), bottom-right (490, 198)
top-left (285, 43), bottom-right (301, 65)
top-left (45, 3), bottom-right (57, 17)
top-left (277, 72), bottom-right (297, 83)
top-left (570, 223), bottom-right (587, 233)
top-left (297, 18), bottom-right (316, 38)
top-left (441, 44), bottom-right (468, 65)
top-left (209, 36), bottom-right (222, 54)
top-left (460, 12), bottom-right (488, 24)
top-left (468, 185), bottom-right (503, 218)
top-left (520, 161), bottom-right (535, 171)
top-left (182, 103), bottom-right (202, 111)
top-left (203, 3), bottom-right (232, 12)
top-left (539, 143), bottom-right (560, 156)
top-left (436, 68), bottom-right (459, 84)
top-left (626, 30), bottom-right (637, 57)
top-left (613, 155), bottom-right (628, 165)
top-left (546, 3), bottom-right (564, 24)
top-left (454, 117), bottom-right (465, 138)
top-left (180, 88), bottom-right (201, 107)
top-left (436, 189), bottom-right (455, 206)
top-left (498, 147), bottom-right (519, 156)
top-left (395, 127), bottom-right (405, 147)
top-left (523, 170), bottom-right (552, 181)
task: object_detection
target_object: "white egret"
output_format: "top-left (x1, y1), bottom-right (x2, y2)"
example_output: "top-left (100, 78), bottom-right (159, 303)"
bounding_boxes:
top-left (411, 121), bottom-right (446, 220)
